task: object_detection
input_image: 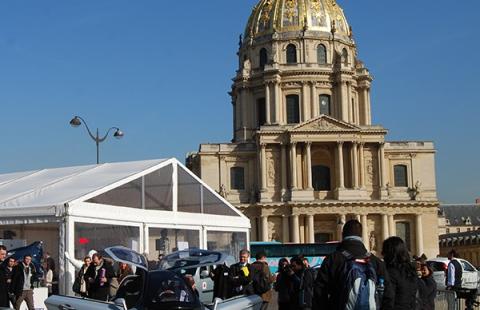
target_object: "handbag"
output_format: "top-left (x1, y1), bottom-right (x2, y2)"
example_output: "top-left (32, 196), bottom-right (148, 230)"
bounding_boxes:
top-left (72, 276), bottom-right (81, 294)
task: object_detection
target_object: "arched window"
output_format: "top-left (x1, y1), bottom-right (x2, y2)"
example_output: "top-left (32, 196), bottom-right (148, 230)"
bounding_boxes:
top-left (317, 44), bottom-right (327, 64)
top-left (286, 44), bottom-right (297, 64)
top-left (259, 48), bottom-right (268, 69)
top-left (230, 167), bottom-right (245, 190)
top-left (393, 165), bottom-right (408, 187)
top-left (257, 98), bottom-right (266, 127)
top-left (319, 95), bottom-right (331, 115)
top-left (286, 95), bottom-right (300, 124)
top-left (342, 48), bottom-right (349, 66)
top-left (312, 165), bottom-right (331, 191)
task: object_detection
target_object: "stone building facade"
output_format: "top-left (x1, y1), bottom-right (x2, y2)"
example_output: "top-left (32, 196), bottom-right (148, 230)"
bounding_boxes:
top-left (188, 0), bottom-right (439, 258)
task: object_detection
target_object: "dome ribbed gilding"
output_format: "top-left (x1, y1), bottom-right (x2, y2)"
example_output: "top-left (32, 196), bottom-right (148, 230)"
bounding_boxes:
top-left (245, 0), bottom-right (350, 38)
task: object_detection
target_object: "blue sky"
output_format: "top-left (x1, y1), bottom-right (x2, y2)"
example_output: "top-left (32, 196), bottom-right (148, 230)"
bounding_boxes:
top-left (0, 0), bottom-right (478, 204)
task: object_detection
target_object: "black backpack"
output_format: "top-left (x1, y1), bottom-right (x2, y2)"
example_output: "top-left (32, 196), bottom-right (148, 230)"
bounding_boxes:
top-left (252, 265), bottom-right (270, 295)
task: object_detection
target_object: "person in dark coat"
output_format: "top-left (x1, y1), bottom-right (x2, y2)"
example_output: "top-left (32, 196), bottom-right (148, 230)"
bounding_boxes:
top-left (0, 245), bottom-right (9, 308)
top-left (11, 254), bottom-right (38, 310)
top-left (229, 249), bottom-right (252, 297)
top-left (84, 253), bottom-right (115, 301)
top-left (382, 236), bottom-right (418, 310)
top-left (210, 263), bottom-right (231, 300)
top-left (289, 256), bottom-right (314, 310)
top-left (417, 263), bottom-right (436, 310)
top-left (3, 257), bottom-right (16, 306)
top-left (314, 220), bottom-right (390, 310)
top-left (274, 258), bottom-right (292, 310)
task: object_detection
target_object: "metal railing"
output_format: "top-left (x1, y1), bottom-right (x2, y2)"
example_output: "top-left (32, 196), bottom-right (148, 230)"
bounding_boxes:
top-left (435, 289), bottom-right (480, 310)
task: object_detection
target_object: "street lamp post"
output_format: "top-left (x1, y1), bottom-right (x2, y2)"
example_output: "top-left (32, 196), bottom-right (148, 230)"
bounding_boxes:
top-left (69, 116), bottom-right (124, 164)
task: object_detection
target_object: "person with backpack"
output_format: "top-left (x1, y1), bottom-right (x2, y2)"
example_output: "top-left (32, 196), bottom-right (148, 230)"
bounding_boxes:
top-left (314, 219), bottom-right (390, 310)
top-left (381, 236), bottom-right (418, 310)
top-left (250, 251), bottom-right (274, 310)
top-left (289, 256), bottom-right (314, 310)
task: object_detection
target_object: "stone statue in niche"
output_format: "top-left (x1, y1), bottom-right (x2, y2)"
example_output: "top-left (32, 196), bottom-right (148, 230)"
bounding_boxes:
top-left (218, 184), bottom-right (227, 198)
top-left (386, 182), bottom-right (391, 196)
top-left (409, 181), bottom-right (422, 200)
top-left (242, 58), bottom-right (251, 77)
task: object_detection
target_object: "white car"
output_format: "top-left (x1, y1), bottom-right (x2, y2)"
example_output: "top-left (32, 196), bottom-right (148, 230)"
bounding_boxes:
top-left (426, 257), bottom-right (479, 290)
top-left (45, 246), bottom-right (263, 310)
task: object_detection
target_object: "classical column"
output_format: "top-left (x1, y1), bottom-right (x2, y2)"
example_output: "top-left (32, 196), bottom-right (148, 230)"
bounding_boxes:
top-left (362, 88), bottom-right (369, 125)
top-left (265, 83), bottom-right (271, 125)
top-left (310, 82), bottom-right (318, 117)
top-left (302, 82), bottom-right (309, 122)
top-left (347, 82), bottom-right (353, 123)
top-left (291, 215), bottom-right (300, 243)
top-left (340, 82), bottom-right (349, 122)
top-left (261, 215), bottom-right (269, 242)
top-left (416, 214), bottom-right (424, 255)
top-left (290, 143), bottom-right (298, 190)
top-left (281, 143), bottom-right (288, 196)
top-left (361, 215), bottom-right (369, 250)
top-left (282, 215), bottom-right (290, 243)
top-left (378, 143), bottom-right (387, 189)
top-left (306, 142), bottom-right (313, 190)
top-left (307, 215), bottom-right (315, 243)
top-left (273, 82), bottom-right (281, 124)
top-left (336, 142), bottom-right (345, 189)
top-left (260, 143), bottom-right (267, 191)
top-left (352, 142), bottom-right (359, 189)
top-left (241, 88), bottom-right (249, 132)
top-left (359, 143), bottom-right (366, 188)
top-left (382, 214), bottom-right (389, 241)
top-left (366, 88), bottom-right (372, 125)
top-left (388, 214), bottom-right (395, 236)
top-left (337, 214), bottom-right (347, 240)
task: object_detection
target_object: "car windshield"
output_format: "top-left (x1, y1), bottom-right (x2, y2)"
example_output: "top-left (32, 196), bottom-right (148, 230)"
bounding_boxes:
top-left (145, 271), bottom-right (199, 309)
top-left (159, 249), bottom-right (223, 270)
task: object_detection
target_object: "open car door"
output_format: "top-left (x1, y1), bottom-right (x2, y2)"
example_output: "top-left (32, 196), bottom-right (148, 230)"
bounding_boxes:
top-left (105, 246), bottom-right (149, 272)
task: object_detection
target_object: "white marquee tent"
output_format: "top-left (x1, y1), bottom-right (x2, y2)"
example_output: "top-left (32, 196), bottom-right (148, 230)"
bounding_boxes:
top-left (0, 158), bottom-right (250, 294)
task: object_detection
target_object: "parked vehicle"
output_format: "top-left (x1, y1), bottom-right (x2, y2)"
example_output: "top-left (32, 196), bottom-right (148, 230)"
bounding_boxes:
top-left (158, 249), bottom-right (235, 304)
top-left (45, 246), bottom-right (262, 310)
top-left (250, 241), bottom-right (338, 273)
top-left (427, 257), bottom-right (480, 290)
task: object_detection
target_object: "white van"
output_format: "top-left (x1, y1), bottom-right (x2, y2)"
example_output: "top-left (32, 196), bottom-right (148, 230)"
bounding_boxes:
top-left (426, 257), bottom-right (479, 290)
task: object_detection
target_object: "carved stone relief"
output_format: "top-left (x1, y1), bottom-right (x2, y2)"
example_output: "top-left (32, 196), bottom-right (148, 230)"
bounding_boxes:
top-left (267, 148), bottom-right (281, 189)
top-left (364, 148), bottom-right (378, 187)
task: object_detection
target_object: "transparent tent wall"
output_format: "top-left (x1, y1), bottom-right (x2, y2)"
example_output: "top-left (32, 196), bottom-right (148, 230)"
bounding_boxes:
top-left (74, 222), bottom-right (140, 259)
top-left (206, 231), bottom-right (248, 258)
top-left (148, 227), bottom-right (200, 261)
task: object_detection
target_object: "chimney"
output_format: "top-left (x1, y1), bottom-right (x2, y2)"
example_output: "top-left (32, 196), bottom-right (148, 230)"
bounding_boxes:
top-left (476, 198), bottom-right (480, 205)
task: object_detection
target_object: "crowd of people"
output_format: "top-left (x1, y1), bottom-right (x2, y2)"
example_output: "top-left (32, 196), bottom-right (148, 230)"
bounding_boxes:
top-left (0, 220), bottom-right (475, 310)
top-left (0, 245), bottom-right (58, 310)
top-left (210, 220), bottom-right (444, 310)
top-left (72, 253), bottom-right (133, 301)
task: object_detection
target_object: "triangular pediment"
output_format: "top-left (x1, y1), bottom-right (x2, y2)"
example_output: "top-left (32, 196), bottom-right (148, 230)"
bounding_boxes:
top-left (290, 115), bottom-right (360, 132)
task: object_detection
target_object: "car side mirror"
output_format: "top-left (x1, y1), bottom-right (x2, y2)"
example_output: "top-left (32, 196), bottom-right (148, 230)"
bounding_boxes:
top-left (113, 298), bottom-right (127, 310)
top-left (200, 270), bottom-right (210, 279)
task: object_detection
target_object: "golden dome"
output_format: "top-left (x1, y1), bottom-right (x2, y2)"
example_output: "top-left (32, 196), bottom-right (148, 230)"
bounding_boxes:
top-left (246, 0), bottom-right (351, 38)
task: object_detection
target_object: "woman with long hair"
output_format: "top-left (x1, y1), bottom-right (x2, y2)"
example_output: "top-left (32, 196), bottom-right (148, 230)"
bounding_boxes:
top-left (274, 258), bottom-right (292, 310)
top-left (382, 236), bottom-right (418, 310)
